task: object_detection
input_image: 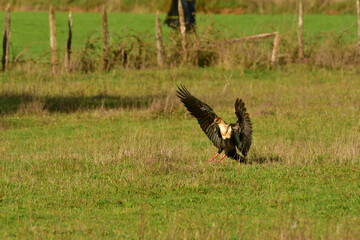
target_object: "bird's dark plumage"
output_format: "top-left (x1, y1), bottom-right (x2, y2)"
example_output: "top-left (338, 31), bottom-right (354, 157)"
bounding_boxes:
top-left (176, 85), bottom-right (223, 149)
top-left (233, 98), bottom-right (253, 157)
top-left (176, 85), bottom-right (252, 163)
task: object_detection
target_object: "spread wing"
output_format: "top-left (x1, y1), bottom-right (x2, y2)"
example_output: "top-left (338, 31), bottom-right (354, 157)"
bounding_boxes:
top-left (232, 98), bottom-right (252, 157)
top-left (176, 85), bottom-right (222, 149)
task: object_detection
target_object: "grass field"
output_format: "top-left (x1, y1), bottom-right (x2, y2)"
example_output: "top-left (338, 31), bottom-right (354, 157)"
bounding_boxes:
top-left (1, 65), bottom-right (360, 238)
top-left (0, 12), bottom-right (357, 60)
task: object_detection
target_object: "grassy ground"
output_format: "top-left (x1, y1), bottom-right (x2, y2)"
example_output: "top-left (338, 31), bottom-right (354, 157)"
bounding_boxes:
top-left (0, 12), bottom-right (357, 60)
top-left (1, 66), bottom-right (359, 238)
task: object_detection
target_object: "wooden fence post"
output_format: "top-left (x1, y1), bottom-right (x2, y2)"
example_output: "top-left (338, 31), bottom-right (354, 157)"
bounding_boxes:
top-left (298, 1), bottom-right (304, 60)
top-left (65, 12), bottom-right (72, 72)
top-left (271, 32), bottom-right (280, 65)
top-left (156, 11), bottom-right (165, 68)
top-left (178, 0), bottom-right (187, 60)
top-left (102, 6), bottom-right (109, 71)
top-left (49, 6), bottom-right (57, 73)
top-left (357, 0), bottom-right (360, 56)
top-left (2, 3), bottom-right (11, 71)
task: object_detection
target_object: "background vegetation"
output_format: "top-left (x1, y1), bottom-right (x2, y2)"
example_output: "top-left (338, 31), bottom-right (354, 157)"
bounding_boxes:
top-left (0, 12), bottom-right (358, 70)
top-left (0, 0), bottom-right (357, 14)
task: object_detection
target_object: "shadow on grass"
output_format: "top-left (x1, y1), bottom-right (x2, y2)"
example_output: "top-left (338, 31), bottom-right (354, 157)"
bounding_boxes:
top-left (248, 154), bottom-right (282, 164)
top-left (0, 92), bottom-right (165, 114)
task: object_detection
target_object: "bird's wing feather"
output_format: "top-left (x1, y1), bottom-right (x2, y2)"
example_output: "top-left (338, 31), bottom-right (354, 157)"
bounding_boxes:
top-left (233, 98), bottom-right (252, 156)
top-left (176, 85), bottom-right (222, 149)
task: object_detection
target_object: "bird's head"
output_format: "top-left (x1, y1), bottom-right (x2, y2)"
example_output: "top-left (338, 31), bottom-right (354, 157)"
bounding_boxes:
top-left (211, 117), bottom-right (224, 126)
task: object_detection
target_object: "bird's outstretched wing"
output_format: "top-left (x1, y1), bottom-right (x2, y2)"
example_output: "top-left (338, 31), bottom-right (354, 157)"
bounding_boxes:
top-left (232, 98), bottom-right (252, 157)
top-left (176, 85), bottom-right (222, 149)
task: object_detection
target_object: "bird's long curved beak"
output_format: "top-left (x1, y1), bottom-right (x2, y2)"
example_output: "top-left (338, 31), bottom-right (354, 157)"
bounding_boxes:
top-left (210, 120), bottom-right (216, 127)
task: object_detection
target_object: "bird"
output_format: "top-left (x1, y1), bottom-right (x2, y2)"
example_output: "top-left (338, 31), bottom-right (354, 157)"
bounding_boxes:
top-left (176, 85), bottom-right (252, 163)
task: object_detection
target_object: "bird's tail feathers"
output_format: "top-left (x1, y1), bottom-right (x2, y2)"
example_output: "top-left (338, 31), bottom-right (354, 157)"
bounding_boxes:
top-left (227, 150), bottom-right (247, 163)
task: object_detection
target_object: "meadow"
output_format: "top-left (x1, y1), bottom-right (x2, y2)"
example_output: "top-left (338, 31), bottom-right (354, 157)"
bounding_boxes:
top-left (1, 65), bottom-right (360, 238)
top-left (0, 10), bottom-right (360, 239)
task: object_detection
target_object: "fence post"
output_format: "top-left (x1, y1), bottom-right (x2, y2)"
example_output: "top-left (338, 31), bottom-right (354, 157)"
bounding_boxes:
top-left (156, 11), bottom-right (165, 68)
top-left (102, 6), bottom-right (109, 71)
top-left (178, 0), bottom-right (187, 61)
top-left (298, 1), bottom-right (304, 60)
top-left (49, 6), bottom-right (57, 73)
top-left (65, 12), bottom-right (72, 72)
top-left (357, 0), bottom-right (360, 56)
top-left (271, 32), bottom-right (279, 65)
top-left (2, 3), bottom-right (11, 71)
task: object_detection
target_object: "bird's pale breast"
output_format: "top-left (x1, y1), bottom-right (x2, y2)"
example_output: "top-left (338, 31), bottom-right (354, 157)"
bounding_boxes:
top-left (219, 123), bottom-right (232, 139)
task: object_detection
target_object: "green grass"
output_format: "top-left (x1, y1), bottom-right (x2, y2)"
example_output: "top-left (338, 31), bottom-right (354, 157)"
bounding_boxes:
top-left (1, 66), bottom-right (360, 238)
top-left (0, 12), bottom-right (357, 59)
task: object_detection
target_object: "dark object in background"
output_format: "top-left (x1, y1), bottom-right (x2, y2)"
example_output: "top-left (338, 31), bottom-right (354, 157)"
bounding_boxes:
top-left (165, 0), bottom-right (196, 32)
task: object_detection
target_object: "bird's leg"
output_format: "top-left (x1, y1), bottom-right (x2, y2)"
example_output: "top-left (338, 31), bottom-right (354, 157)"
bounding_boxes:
top-left (217, 154), bottom-right (227, 162)
top-left (206, 153), bottom-right (220, 162)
